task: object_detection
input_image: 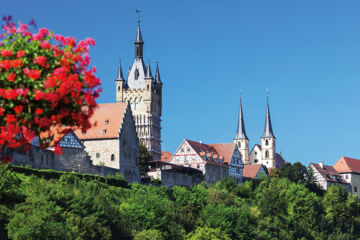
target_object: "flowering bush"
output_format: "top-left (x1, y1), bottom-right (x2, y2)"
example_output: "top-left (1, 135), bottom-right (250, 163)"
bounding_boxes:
top-left (0, 20), bottom-right (101, 162)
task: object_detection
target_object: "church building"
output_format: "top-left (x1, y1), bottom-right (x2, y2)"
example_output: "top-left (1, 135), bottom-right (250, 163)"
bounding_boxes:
top-left (115, 17), bottom-right (162, 160)
top-left (233, 96), bottom-right (285, 169)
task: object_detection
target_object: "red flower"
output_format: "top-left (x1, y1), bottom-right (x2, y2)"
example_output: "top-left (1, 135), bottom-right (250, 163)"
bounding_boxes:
top-left (6, 73), bottom-right (16, 82)
top-left (1, 49), bottom-right (13, 57)
top-left (0, 108), bottom-right (3, 116)
top-left (16, 50), bottom-right (25, 58)
top-left (34, 56), bottom-right (47, 67)
top-left (40, 41), bottom-right (51, 49)
top-left (23, 68), bottom-right (41, 80)
top-left (14, 105), bottom-right (23, 114)
top-left (54, 145), bottom-right (62, 156)
top-left (35, 108), bottom-right (43, 115)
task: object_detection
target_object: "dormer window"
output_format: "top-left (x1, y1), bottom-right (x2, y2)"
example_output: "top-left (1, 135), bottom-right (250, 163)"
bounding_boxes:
top-left (134, 68), bottom-right (139, 80)
top-left (102, 129), bottom-right (107, 134)
top-left (105, 120), bottom-right (109, 125)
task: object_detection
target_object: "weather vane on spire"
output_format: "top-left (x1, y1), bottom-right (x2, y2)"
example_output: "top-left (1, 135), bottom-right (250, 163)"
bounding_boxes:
top-left (240, 89), bottom-right (242, 101)
top-left (136, 9), bottom-right (141, 25)
top-left (265, 88), bottom-right (269, 97)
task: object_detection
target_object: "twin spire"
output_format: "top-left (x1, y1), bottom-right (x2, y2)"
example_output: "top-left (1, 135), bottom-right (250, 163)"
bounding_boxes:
top-left (235, 94), bottom-right (275, 141)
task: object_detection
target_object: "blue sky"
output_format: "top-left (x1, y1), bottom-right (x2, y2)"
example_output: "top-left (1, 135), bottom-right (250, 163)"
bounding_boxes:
top-left (4, 0), bottom-right (360, 166)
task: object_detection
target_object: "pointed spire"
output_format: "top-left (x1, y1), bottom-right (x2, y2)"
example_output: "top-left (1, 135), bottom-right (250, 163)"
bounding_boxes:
top-left (145, 59), bottom-right (153, 79)
top-left (116, 59), bottom-right (124, 81)
top-left (261, 95), bottom-right (276, 138)
top-left (155, 61), bottom-right (162, 83)
top-left (134, 10), bottom-right (144, 60)
top-left (234, 94), bottom-right (248, 140)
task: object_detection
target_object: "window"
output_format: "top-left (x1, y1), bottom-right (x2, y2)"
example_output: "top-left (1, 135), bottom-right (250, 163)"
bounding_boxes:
top-left (187, 148), bottom-right (190, 152)
top-left (181, 148), bottom-right (184, 152)
top-left (345, 175), bottom-right (349, 179)
top-left (254, 159), bottom-right (258, 163)
top-left (355, 186), bottom-right (358, 193)
top-left (184, 156), bottom-right (188, 163)
top-left (238, 142), bottom-right (241, 148)
top-left (134, 68), bottom-right (139, 80)
top-left (192, 156), bottom-right (195, 160)
top-left (147, 84), bottom-right (149, 90)
top-left (111, 154), bottom-right (115, 161)
top-left (118, 86), bottom-right (120, 91)
top-left (197, 164), bottom-right (200, 169)
top-left (96, 153), bottom-right (100, 158)
top-left (102, 129), bottom-right (107, 134)
top-left (265, 139), bottom-right (269, 146)
top-left (105, 120), bottom-right (109, 125)
top-left (265, 150), bottom-right (269, 158)
top-left (176, 157), bottom-right (179, 162)
top-left (255, 151), bottom-right (257, 155)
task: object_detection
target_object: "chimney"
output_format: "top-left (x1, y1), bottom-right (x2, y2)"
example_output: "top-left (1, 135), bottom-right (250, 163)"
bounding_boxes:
top-left (319, 162), bottom-right (324, 169)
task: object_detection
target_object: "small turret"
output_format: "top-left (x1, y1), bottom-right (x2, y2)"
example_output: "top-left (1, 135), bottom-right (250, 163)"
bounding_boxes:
top-left (115, 60), bottom-right (125, 102)
top-left (155, 62), bottom-right (162, 84)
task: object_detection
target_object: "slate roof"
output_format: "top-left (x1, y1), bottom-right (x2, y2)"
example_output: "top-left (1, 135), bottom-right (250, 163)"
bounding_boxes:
top-left (234, 97), bottom-right (248, 140)
top-left (333, 156), bottom-right (360, 174)
top-left (74, 102), bottom-right (128, 140)
top-left (311, 163), bottom-right (348, 184)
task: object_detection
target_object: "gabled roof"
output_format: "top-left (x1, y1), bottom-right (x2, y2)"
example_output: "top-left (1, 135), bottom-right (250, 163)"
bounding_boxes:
top-left (74, 103), bottom-right (128, 140)
top-left (161, 151), bottom-right (172, 162)
top-left (334, 156), bottom-right (360, 174)
top-left (208, 143), bottom-right (236, 164)
top-left (243, 164), bottom-right (266, 178)
top-left (275, 153), bottom-right (286, 169)
top-left (310, 163), bottom-right (348, 184)
top-left (184, 139), bottom-right (228, 166)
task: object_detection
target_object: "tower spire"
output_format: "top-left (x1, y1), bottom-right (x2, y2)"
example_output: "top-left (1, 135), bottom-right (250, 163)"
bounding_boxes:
top-left (234, 93), bottom-right (248, 140)
top-left (116, 59), bottom-right (124, 81)
top-left (134, 10), bottom-right (144, 59)
top-left (261, 93), bottom-right (275, 138)
top-left (145, 59), bottom-right (153, 79)
top-left (155, 61), bottom-right (162, 83)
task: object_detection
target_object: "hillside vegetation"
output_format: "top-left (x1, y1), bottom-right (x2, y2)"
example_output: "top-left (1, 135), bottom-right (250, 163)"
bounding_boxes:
top-left (0, 164), bottom-right (359, 240)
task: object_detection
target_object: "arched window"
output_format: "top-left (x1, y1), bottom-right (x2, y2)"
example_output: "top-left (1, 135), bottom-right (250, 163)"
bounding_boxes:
top-left (118, 86), bottom-right (120, 91)
top-left (265, 139), bottom-right (269, 146)
top-left (238, 142), bottom-right (241, 148)
top-left (265, 150), bottom-right (269, 158)
top-left (111, 154), bottom-right (115, 161)
top-left (254, 159), bottom-right (258, 163)
top-left (134, 68), bottom-right (139, 80)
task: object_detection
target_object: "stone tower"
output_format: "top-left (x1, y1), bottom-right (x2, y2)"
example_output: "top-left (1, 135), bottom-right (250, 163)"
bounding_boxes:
top-left (260, 96), bottom-right (276, 168)
top-left (234, 96), bottom-right (249, 164)
top-left (116, 17), bottom-right (162, 160)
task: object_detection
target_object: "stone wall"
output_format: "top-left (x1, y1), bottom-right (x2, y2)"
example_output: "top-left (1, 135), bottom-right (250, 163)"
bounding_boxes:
top-left (160, 169), bottom-right (203, 188)
top-left (9, 146), bottom-right (119, 178)
top-left (82, 138), bottom-right (120, 169)
top-left (205, 163), bottom-right (228, 185)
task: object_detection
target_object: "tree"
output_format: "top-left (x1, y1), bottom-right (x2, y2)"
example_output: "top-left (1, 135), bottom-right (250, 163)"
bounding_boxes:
top-left (0, 18), bottom-right (101, 162)
top-left (187, 226), bottom-right (231, 240)
top-left (139, 143), bottom-right (152, 176)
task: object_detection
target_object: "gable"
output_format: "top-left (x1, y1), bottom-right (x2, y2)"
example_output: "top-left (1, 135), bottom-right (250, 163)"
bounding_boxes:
top-left (74, 102), bottom-right (128, 140)
top-left (58, 132), bottom-right (84, 149)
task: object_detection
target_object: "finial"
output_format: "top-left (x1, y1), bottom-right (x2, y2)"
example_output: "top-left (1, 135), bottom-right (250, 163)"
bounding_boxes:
top-left (265, 88), bottom-right (269, 102)
top-left (240, 89), bottom-right (242, 101)
top-left (136, 9), bottom-right (141, 26)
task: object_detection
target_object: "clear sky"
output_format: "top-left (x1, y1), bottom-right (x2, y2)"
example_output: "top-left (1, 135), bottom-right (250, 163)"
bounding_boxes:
top-left (3, 0), bottom-right (360, 166)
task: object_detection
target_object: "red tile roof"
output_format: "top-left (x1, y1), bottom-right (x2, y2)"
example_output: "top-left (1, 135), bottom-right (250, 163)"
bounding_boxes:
top-left (333, 156), bottom-right (360, 174)
top-left (185, 139), bottom-right (228, 166)
top-left (311, 163), bottom-right (348, 184)
top-left (161, 151), bottom-right (172, 162)
top-left (243, 164), bottom-right (264, 178)
top-left (74, 103), bottom-right (128, 140)
top-left (208, 143), bottom-right (236, 164)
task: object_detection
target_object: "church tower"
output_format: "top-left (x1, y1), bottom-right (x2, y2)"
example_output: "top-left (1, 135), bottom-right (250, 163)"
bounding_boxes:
top-left (260, 96), bottom-right (276, 168)
top-left (234, 96), bottom-right (249, 164)
top-left (116, 16), bottom-right (162, 160)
